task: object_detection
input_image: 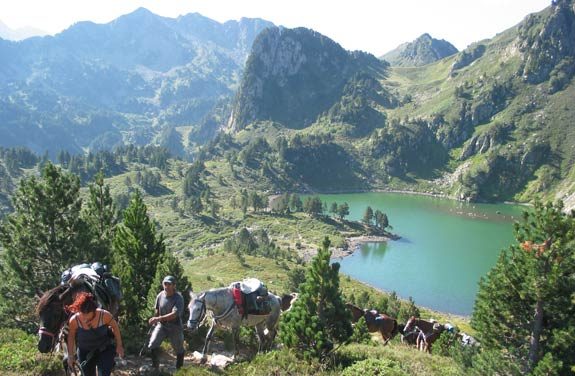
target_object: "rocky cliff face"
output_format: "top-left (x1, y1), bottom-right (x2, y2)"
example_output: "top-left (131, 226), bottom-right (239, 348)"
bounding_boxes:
top-left (381, 33), bottom-right (458, 66)
top-left (518, 0), bottom-right (575, 84)
top-left (228, 27), bottom-right (387, 130)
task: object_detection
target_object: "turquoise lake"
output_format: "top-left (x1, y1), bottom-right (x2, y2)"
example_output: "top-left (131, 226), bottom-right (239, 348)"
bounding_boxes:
top-left (318, 192), bottom-right (526, 316)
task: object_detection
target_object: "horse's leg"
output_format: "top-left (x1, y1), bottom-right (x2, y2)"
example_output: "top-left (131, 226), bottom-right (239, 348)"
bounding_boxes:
top-left (380, 327), bottom-right (390, 346)
top-left (255, 323), bottom-right (265, 353)
top-left (265, 326), bottom-right (277, 351)
top-left (232, 327), bottom-right (240, 357)
top-left (202, 322), bottom-right (216, 357)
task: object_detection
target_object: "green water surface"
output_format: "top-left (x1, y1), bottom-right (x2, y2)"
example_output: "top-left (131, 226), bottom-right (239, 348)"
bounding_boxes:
top-left (319, 192), bottom-right (526, 316)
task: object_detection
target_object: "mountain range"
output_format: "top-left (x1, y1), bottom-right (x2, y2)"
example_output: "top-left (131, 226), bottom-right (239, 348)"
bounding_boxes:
top-left (0, 20), bottom-right (46, 41)
top-left (0, 8), bottom-right (273, 156)
top-left (2, 1), bottom-right (575, 207)
top-left (220, 0), bottom-right (575, 207)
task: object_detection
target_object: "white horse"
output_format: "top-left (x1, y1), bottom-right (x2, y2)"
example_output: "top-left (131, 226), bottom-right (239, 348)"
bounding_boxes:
top-left (187, 287), bottom-right (282, 356)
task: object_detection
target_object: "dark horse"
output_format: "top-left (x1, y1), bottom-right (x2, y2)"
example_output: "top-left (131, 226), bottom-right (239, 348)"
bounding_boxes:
top-left (402, 316), bottom-right (445, 352)
top-left (36, 281), bottom-right (120, 354)
top-left (346, 303), bottom-right (399, 344)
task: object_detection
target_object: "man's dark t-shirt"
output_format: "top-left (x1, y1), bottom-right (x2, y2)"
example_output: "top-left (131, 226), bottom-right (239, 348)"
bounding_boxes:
top-left (155, 291), bottom-right (184, 326)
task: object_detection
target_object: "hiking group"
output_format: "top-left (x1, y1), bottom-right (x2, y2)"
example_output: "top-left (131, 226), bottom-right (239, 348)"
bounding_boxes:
top-left (46, 263), bottom-right (277, 375)
top-left (54, 262), bottom-right (186, 375)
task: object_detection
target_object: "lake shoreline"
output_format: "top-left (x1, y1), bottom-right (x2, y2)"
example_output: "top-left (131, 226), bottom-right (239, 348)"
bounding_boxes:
top-left (332, 235), bottom-right (390, 259)
top-left (346, 277), bottom-right (472, 321)
top-left (297, 187), bottom-right (531, 208)
top-left (331, 237), bottom-right (475, 320)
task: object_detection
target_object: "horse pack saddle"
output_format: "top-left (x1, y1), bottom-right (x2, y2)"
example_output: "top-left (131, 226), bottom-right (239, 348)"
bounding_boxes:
top-left (63, 264), bottom-right (123, 308)
top-left (230, 278), bottom-right (271, 318)
top-left (364, 309), bottom-right (386, 324)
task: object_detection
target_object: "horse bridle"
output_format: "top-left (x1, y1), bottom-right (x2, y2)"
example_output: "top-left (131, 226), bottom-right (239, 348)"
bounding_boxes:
top-left (188, 294), bottom-right (206, 328)
top-left (38, 298), bottom-right (69, 351)
top-left (403, 317), bottom-right (421, 337)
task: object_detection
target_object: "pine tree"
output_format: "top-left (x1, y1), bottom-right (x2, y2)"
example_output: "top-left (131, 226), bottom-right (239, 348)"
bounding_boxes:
top-left (337, 202), bottom-right (350, 220)
top-left (472, 201), bottom-right (575, 374)
top-left (0, 162), bottom-right (89, 329)
top-left (362, 206), bottom-right (374, 225)
top-left (398, 296), bottom-right (420, 323)
top-left (112, 190), bottom-right (166, 339)
top-left (374, 210), bottom-right (390, 230)
top-left (329, 202), bottom-right (338, 217)
top-left (82, 171), bottom-right (117, 264)
top-left (289, 194), bottom-right (303, 212)
top-left (348, 317), bottom-right (373, 345)
top-left (279, 237), bottom-right (352, 360)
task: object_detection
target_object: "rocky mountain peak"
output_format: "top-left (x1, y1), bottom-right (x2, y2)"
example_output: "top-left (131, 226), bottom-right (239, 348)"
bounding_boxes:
top-left (381, 33), bottom-right (458, 67)
top-left (228, 26), bottom-right (387, 131)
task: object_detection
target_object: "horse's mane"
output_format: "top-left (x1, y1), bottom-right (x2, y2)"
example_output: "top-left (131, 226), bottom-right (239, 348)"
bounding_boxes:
top-left (346, 302), bottom-right (363, 313)
top-left (36, 285), bottom-right (68, 315)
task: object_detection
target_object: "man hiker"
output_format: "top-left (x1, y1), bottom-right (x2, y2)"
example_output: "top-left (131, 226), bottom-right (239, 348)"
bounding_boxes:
top-left (147, 275), bottom-right (185, 370)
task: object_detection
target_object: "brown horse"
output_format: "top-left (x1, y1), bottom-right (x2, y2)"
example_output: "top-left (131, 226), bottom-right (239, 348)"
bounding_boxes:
top-left (36, 284), bottom-right (74, 354)
top-left (346, 303), bottom-right (399, 344)
top-left (280, 293), bottom-right (299, 312)
top-left (402, 316), bottom-right (445, 352)
top-left (37, 281), bottom-right (120, 354)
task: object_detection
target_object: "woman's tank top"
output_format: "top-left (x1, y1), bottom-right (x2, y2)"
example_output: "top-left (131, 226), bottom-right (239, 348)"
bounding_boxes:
top-left (75, 310), bottom-right (111, 351)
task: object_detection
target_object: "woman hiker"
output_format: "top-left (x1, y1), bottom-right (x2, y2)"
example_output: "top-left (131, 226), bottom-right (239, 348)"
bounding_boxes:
top-left (67, 292), bottom-right (124, 376)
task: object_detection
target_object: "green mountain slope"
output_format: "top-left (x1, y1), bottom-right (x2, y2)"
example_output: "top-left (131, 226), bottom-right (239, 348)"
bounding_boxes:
top-left (223, 0), bottom-right (575, 207)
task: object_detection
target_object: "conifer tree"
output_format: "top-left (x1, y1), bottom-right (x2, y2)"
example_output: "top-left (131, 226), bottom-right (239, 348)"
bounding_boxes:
top-left (472, 201), bottom-right (575, 374)
top-left (112, 190), bottom-right (166, 340)
top-left (374, 210), bottom-right (390, 230)
top-left (280, 237), bottom-right (352, 360)
top-left (303, 196), bottom-right (323, 217)
top-left (397, 296), bottom-right (420, 323)
top-left (82, 171), bottom-right (117, 264)
top-left (337, 202), bottom-right (350, 220)
top-left (362, 206), bottom-right (374, 225)
top-left (349, 317), bottom-right (372, 345)
top-left (329, 202), bottom-right (338, 217)
top-left (289, 194), bottom-right (303, 212)
top-left (0, 162), bottom-right (89, 329)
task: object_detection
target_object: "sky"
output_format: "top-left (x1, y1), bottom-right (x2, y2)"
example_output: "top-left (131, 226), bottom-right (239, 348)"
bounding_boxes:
top-left (0, 0), bottom-right (551, 56)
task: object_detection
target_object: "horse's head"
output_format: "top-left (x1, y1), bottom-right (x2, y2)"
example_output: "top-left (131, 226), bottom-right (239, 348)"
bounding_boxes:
top-left (187, 292), bottom-right (206, 332)
top-left (345, 303), bottom-right (364, 323)
top-left (402, 316), bottom-right (418, 334)
top-left (36, 285), bottom-right (71, 353)
top-left (280, 293), bottom-right (299, 312)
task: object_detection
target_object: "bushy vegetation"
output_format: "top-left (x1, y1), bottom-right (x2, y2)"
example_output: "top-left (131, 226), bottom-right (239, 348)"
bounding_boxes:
top-left (0, 328), bottom-right (61, 375)
top-left (472, 200), bottom-right (575, 374)
top-left (341, 358), bottom-right (407, 376)
top-left (280, 237), bottom-right (353, 360)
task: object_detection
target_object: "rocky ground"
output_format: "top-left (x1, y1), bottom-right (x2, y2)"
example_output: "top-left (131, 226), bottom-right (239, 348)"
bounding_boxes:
top-left (113, 340), bottom-right (246, 375)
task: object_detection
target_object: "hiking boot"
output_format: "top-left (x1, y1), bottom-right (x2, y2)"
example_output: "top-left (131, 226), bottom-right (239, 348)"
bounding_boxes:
top-left (176, 352), bottom-right (184, 369)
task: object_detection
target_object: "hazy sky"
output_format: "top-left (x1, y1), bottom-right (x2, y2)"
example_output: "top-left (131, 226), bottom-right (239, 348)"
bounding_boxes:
top-left (0, 0), bottom-right (551, 55)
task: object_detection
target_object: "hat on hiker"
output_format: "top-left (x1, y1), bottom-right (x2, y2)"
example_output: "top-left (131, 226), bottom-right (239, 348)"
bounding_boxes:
top-left (163, 275), bottom-right (176, 284)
